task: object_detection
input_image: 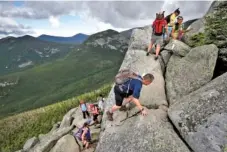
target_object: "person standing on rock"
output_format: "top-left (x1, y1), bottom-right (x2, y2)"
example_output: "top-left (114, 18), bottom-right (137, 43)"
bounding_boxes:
top-left (171, 16), bottom-right (193, 40)
top-left (98, 94), bottom-right (105, 114)
top-left (164, 8), bottom-right (180, 39)
top-left (89, 104), bottom-right (100, 125)
top-left (106, 71), bottom-right (154, 121)
top-left (146, 11), bottom-right (168, 60)
top-left (79, 100), bottom-right (90, 119)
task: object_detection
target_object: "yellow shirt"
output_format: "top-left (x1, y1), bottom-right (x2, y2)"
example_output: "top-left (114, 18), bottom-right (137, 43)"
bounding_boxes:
top-left (172, 23), bottom-right (184, 38)
top-left (168, 13), bottom-right (176, 26)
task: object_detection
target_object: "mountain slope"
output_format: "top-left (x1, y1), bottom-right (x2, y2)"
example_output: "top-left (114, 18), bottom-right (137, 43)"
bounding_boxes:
top-left (38, 33), bottom-right (89, 44)
top-left (0, 29), bottom-right (129, 118)
top-left (0, 35), bottom-right (76, 75)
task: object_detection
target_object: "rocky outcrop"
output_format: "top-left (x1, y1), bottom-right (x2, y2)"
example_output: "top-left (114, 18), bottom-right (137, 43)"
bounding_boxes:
top-left (168, 72), bottom-right (227, 152)
top-left (17, 104), bottom-right (102, 152)
top-left (96, 108), bottom-right (190, 152)
top-left (59, 108), bottom-right (77, 128)
top-left (23, 137), bottom-right (39, 151)
top-left (50, 134), bottom-right (79, 152)
top-left (95, 25), bottom-right (190, 152)
top-left (182, 1), bottom-right (227, 78)
top-left (182, 18), bottom-right (205, 46)
top-left (165, 44), bottom-right (218, 104)
top-left (164, 39), bottom-right (191, 57)
top-left (128, 25), bottom-right (152, 50)
top-left (28, 125), bottom-right (75, 152)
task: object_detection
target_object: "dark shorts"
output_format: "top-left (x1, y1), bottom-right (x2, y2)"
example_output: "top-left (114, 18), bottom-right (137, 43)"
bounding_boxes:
top-left (93, 114), bottom-right (99, 121)
top-left (114, 85), bottom-right (133, 106)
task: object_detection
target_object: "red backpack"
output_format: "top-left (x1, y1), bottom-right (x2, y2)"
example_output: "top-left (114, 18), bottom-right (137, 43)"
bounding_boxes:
top-left (152, 19), bottom-right (167, 36)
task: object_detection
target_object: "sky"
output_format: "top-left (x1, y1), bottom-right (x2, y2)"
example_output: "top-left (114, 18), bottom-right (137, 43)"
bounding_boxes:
top-left (0, 1), bottom-right (213, 38)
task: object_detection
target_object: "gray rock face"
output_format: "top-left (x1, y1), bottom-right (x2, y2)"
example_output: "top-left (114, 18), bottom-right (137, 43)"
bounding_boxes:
top-left (116, 29), bottom-right (168, 108)
top-left (168, 72), bottom-right (227, 152)
top-left (96, 109), bottom-right (190, 152)
top-left (29, 125), bottom-right (74, 152)
top-left (23, 137), bottom-right (39, 151)
top-left (160, 50), bottom-right (172, 66)
top-left (165, 44), bottom-right (219, 104)
top-left (164, 39), bottom-right (191, 57)
top-left (59, 108), bottom-right (77, 128)
top-left (95, 26), bottom-right (190, 152)
top-left (50, 134), bottom-right (79, 152)
top-left (182, 18), bottom-right (206, 45)
top-left (72, 108), bottom-right (91, 128)
top-left (128, 25), bottom-right (152, 50)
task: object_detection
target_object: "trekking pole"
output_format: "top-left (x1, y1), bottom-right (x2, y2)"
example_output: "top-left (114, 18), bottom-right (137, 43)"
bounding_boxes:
top-left (120, 110), bottom-right (141, 122)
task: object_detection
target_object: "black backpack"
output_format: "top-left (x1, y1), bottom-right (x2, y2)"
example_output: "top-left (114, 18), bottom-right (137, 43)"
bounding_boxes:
top-left (165, 13), bottom-right (172, 24)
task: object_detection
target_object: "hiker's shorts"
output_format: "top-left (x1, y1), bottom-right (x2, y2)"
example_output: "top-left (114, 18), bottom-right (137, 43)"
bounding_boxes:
top-left (163, 26), bottom-right (173, 39)
top-left (151, 34), bottom-right (164, 46)
top-left (93, 114), bottom-right (99, 121)
top-left (114, 85), bottom-right (133, 106)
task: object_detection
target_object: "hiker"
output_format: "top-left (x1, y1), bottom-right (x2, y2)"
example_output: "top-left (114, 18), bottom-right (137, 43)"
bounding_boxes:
top-left (106, 70), bottom-right (154, 121)
top-left (171, 16), bottom-right (193, 40)
top-left (89, 104), bottom-right (100, 125)
top-left (98, 94), bottom-right (105, 113)
top-left (79, 100), bottom-right (90, 119)
top-left (74, 122), bottom-right (91, 149)
top-left (146, 11), bottom-right (168, 60)
top-left (164, 8), bottom-right (180, 40)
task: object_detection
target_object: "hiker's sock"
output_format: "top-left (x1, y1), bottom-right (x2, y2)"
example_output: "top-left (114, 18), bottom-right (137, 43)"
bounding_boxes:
top-left (146, 52), bottom-right (149, 56)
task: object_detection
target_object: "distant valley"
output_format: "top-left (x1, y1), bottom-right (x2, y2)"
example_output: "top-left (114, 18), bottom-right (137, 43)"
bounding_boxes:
top-left (0, 35), bottom-right (79, 75)
top-left (0, 29), bottom-right (130, 118)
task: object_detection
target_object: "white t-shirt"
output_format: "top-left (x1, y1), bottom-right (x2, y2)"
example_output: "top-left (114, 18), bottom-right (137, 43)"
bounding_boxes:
top-left (98, 98), bottom-right (105, 110)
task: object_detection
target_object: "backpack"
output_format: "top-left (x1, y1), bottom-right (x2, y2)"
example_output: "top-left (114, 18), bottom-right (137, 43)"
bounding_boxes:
top-left (165, 13), bottom-right (172, 24)
top-left (115, 69), bottom-right (142, 85)
top-left (74, 127), bottom-right (83, 140)
top-left (152, 19), bottom-right (167, 36)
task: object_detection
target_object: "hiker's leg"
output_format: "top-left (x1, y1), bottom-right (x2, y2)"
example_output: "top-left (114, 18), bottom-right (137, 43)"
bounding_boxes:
top-left (83, 111), bottom-right (86, 119)
top-left (155, 37), bottom-right (162, 58)
top-left (147, 41), bottom-right (153, 53)
top-left (86, 111), bottom-right (90, 117)
top-left (155, 44), bottom-right (161, 56)
top-left (85, 141), bottom-right (89, 149)
top-left (110, 105), bottom-right (121, 113)
top-left (110, 85), bottom-right (124, 113)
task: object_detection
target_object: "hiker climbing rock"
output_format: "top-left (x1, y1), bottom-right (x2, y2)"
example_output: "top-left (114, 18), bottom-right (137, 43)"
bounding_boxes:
top-left (164, 8), bottom-right (180, 39)
top-left (171, 16), bottom-right (193, 40)
top-left (89, 104), bottom-right (100, 125)
top-left (74, 122), bottom-right (91, 149)
top-left (98, 94), bottom-right (105, 113)
top-left (147, 11), bottom-right (168, 60)
top-left (106, 69), bottom-right (154, 121)
top-left (79, 100), bottom-right (90, 119)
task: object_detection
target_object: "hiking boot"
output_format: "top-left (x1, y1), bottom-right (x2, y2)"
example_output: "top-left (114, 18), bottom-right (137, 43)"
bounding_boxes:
top-left (146, 52), bottom-right (150, 56)
top-left (119, 105), bottom-right (127, 111)
top-left (154, 56), bottom-right (158, 60)
top-left (106, 111), bottom-right (113, 121)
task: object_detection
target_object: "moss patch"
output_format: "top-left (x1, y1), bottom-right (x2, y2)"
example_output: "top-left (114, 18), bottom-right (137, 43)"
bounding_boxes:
top-left (189, 1), bottom-right (227, 48)
top-left (189, 32), bottom-right (206, 47)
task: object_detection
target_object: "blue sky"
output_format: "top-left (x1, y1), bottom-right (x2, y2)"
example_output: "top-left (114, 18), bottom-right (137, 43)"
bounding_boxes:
top-left (0, 1), bottom-right (213, 38)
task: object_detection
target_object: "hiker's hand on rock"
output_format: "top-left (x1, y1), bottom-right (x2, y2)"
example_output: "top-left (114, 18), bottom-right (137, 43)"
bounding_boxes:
top-left (141, 109), bottom-right (148, 116)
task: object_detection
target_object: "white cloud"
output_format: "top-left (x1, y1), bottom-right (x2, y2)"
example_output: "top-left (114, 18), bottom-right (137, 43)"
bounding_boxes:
top-left (0, 17), bottom-right (34, 37)
top-left (0, 1), bottom-right (214, 38)
top-left (33, 14), bottom-right (128, 37)
top-left (49, 16), bottom-right (60, 28)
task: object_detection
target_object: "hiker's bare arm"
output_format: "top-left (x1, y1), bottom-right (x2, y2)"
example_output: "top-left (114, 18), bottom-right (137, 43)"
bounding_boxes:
top-left (132, 98), bottom-right (143, 111)
top-left (81, 129), bottom-right (87, 141)
top-left (171, 28), bottom-right (176, 39)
